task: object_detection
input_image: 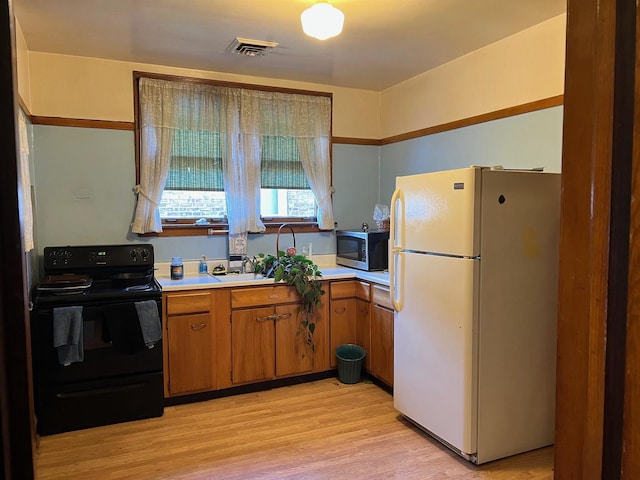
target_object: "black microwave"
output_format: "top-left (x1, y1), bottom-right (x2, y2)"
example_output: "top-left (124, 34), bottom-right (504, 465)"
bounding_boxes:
top-left (335, 229), bottom-right (389, 271)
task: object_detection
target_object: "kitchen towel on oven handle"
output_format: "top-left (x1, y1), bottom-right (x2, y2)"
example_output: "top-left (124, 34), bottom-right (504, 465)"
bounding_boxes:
top-left (134, 300), bottom-right (162, 348)
top-left (52, 306), bottom-right (84, 366)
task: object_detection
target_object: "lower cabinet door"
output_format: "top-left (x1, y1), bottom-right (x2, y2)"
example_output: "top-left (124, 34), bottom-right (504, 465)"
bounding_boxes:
top-left (329, 298), bottom-right (357, 367)
top-left (167, 313), bottom-right (214, 395)
top-left (275, 304), bottom-right (313, 377)
top-left (231, 307), bottom-right (276, 384)
top-left (371, 304), bottom-right (394, 386)
top-left (355, 298), bottom-right (371, 371)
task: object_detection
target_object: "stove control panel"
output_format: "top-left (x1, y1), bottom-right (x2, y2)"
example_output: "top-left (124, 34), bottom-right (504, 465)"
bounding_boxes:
top-left (44, 244), bottom-right (154, 271)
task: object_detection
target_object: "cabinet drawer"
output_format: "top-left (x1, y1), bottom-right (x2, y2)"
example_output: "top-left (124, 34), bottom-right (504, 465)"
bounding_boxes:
top-left (372, 284), bottom-right (392, 310)
top-left (355, 281), bottom-right (370, 301)
top-left (166, 292), bottom-right (211, 315)
top-left (330, 281), bottom-right (356, 299)
top-left (231, 285), bottom-right (299, 308)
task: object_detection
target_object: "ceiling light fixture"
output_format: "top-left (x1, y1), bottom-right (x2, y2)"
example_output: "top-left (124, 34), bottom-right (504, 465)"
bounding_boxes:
top-left (300, 2), bottom-right (344, 40)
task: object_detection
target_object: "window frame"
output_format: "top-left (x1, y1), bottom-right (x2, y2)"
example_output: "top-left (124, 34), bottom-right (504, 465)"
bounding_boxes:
top-left (133, 71), bottom-right (334, 237)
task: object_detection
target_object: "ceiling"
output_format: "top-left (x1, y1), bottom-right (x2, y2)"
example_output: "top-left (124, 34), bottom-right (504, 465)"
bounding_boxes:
top-left (13, 0), bottom-right (566, 92)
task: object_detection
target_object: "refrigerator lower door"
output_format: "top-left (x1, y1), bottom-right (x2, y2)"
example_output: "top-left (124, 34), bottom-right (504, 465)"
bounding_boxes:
top-left (394, 251), bottom-right (479, 456)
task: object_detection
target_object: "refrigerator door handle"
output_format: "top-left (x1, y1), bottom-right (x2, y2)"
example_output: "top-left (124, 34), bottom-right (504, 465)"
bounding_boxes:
top-left (390, 187), bottom-right (405, 251)
top-left (390, 187), bottom-right (405, 312)
top-left (391, 250), bottom-right (404, 311)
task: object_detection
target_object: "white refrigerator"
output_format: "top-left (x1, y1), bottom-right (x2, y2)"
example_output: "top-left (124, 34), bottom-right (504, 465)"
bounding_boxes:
top-left (390, 166), bottom-right (560, 464)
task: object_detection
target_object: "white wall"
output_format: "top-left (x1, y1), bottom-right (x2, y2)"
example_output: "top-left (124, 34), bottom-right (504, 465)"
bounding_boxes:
top-left (380, 15), bottom-right (566, 138)
top-left (24, 52), bottom-right (382, 139)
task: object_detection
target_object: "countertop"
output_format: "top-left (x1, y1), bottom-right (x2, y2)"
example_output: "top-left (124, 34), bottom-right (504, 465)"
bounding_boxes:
top-left (157, 263), bottom-right (390, 292)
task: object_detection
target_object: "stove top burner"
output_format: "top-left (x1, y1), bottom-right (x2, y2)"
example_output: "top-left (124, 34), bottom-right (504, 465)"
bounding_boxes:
top-left (125, 284), bottom-right (153, 292)
top-left (36, 244), bottom-right (162, 306)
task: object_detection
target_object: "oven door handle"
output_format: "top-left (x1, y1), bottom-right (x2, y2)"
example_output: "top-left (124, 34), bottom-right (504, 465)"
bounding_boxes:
top-left (56, 382), bottom-right (147, 398)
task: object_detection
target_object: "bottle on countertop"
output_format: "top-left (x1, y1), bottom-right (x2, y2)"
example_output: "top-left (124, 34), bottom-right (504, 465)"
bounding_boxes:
top-left (199, 255), bottom-right (208, 274)
top-left (171, 256), bottom-right (184, 280)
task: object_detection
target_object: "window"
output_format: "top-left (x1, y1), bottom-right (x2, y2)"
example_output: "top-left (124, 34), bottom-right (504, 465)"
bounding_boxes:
top-left (158, 132), bottom-right (316, 221)
top-left (132, 73), bottom-right (334, 236)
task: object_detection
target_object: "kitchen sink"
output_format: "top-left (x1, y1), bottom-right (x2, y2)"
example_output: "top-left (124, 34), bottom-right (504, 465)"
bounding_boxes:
top-left (208, 273), bottom-right (264, 282)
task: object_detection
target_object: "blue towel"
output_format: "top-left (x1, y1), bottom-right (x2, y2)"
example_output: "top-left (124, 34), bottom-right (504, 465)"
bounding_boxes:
top-left (52, 306), bottom-right (84, 366)
top-left (135, 300), bottom-right (162, 348)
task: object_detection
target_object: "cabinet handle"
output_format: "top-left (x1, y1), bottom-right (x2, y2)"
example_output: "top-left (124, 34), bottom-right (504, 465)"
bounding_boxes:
top-left (275, 312), bottom-right (292, 321)
top-left (191, 323), bottom-right (206, 331)
top-left (256, 315), bottom-right (275, 322)
top-left (268, 294), bottom-right (280, 299)
top-left (360, 307), bottom-right (369, 315)
top-left (334, 307), bottom-right (346, 314)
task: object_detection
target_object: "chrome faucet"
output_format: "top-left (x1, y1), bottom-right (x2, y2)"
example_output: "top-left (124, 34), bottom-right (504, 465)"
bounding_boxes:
top-left (241, 256), bottom-right (256, 274)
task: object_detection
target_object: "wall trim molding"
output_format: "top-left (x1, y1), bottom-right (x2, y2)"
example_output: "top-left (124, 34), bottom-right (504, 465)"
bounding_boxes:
top-left (31, 116), bottom-right (134, 131)
top-left (22, 94), bottom-right (564, 139)
top-left (379, 94), bottom-right (564, 145)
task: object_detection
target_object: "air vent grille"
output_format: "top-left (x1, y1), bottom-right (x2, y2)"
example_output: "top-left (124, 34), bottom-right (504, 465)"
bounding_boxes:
top-left (228, 37), bottom-right (279, 57)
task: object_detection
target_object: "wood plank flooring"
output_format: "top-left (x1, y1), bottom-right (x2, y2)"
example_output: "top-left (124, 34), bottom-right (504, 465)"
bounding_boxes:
top-left (35, 378), bottom-right (553, 479)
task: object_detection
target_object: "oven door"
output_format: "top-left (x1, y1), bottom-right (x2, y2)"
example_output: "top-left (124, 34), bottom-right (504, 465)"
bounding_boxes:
top-left (31, 299), bottom-right (163, 386)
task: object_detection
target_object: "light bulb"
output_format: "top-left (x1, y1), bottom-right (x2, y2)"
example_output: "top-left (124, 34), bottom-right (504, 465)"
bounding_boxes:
top-left (301, 3), bottom-right (344, 40)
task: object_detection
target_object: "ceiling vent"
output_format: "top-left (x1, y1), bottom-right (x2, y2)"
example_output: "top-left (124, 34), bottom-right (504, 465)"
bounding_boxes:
top-left (228, 37), bottom-right (279, 57)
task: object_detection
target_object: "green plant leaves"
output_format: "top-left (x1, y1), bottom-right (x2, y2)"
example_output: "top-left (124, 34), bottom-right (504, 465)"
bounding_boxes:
top-left (256, 251), bottom-right (325, 353)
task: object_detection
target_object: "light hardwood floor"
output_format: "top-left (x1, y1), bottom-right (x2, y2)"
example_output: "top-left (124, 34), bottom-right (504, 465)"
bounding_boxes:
top-left (35, 378), bottom-right (553, 479)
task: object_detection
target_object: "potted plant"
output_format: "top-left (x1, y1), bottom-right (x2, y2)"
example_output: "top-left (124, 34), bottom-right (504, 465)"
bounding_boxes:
top-left (253, 251), bottom-right (325, 353)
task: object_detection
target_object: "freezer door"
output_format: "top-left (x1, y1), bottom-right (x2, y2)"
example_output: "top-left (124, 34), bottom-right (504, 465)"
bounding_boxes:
top-left (394, 251), bottom-right (479, 456)
top-left (392, 168), bottom-right (481, 257)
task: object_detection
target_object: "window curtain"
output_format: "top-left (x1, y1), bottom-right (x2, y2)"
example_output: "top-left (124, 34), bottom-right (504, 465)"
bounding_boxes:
top-left (297, 137), bottom-right (334, 229)
top-left (18, 110), bottom-right (34, 251)
top-left (222, 90), bottom-right (265, 234)
top-left (132, 78), bottom-right (178, 233)
top-left (134, 77), bottom-right (334, 233)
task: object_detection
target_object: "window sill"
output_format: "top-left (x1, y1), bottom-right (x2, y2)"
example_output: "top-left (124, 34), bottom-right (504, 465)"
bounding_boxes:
top-left (137, 222), bottom-right (324, 237)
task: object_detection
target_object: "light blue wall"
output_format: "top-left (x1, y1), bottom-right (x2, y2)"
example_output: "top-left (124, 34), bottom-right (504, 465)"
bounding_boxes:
top-left (31, 106), bottom-right (563, 266)
top-left (332, 144), bottom-right (380, 230)
top-left (31, 125), bottom-right (378, 264)
top-left (379, 106), bottom-right (564, 204)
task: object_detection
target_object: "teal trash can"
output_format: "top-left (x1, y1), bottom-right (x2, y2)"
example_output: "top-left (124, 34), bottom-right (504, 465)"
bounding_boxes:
top-left (336, 344), bottom-right (366, 384)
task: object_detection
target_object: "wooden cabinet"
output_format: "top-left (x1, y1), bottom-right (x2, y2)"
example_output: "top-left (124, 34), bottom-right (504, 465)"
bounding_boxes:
top-left (370, 284), bottom-right (394, 386)
top-left (355, 298), bottom-right (371, 371)
top-left (164, 291), bottom-right (214, 396)
top-left (231, 306), bottom-right (276, 384)
top-left (329, 280), bottom-right (370, 367)
top-left (230, 283), bottom-right (328, 385)
top-left (163, 289), bottom-right (231, 397)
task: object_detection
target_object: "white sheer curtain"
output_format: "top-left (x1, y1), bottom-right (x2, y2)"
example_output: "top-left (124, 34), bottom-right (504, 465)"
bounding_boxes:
top-left (18, 110), bottom-right (34, 251)
top-left (297, 137), bottom-right (334, 229)
top-left (134, 77), bottom-right (334, 234)
top-left (132, 78), bottom-right (177, 233)
top-left (222, 89), bottom-right (265, 234)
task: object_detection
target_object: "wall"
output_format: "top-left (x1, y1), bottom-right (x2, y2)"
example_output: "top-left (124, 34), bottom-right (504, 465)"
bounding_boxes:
top-left (26, 52), bottom-right (382, 140)
top-left (379, 106), bottom-right (564, 204)
top-left (31, 125), bottom-right (377, 262)
top-left (19, 14), bottom-right (567, 265)
top-left (332, 144), bottom-right (380, 230)
top-left (15, 19), bottom-right (30, 109)
top-left (380, 14), bottom-right (566, 138)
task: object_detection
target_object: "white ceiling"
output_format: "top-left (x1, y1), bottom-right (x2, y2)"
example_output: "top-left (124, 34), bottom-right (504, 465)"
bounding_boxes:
top-left (13, 0), bottom-right (566, 92)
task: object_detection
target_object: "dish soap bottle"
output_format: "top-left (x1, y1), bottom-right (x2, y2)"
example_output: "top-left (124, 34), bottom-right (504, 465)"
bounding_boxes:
top-left (199, 255), bottom-right (208, 274)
